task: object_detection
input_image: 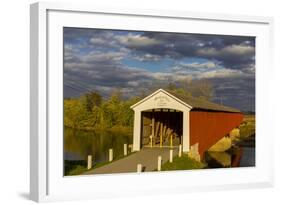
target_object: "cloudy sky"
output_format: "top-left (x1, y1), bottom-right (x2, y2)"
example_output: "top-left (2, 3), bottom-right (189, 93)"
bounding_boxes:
top-left (64, 27), bottom-right (255, 111)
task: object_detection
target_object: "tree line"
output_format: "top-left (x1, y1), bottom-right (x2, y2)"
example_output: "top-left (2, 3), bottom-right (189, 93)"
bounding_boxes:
top-left (64, 79), bottom-right (214, 131)
top-left (64, 91), bottom-right (140, 131)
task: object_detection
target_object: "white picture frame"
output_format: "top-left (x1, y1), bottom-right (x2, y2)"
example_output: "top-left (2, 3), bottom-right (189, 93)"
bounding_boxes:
top-left (30, 2), bottom-right (274, 202)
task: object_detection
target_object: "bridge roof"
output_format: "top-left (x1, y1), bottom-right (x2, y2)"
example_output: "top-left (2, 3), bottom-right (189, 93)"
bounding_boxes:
top-left (131, 89), bottom-right (241, 113)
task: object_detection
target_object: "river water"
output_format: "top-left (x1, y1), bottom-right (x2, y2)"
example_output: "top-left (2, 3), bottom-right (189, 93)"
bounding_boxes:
top-left (205, 134), bottom-right (255, 168)
top-left (64, 127), bottom-right (133, 163)
top-left (64, 127), bottom-right (255, 169)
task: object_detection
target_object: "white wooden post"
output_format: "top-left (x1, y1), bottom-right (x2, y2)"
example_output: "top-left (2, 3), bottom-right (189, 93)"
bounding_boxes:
top-left (179, 144), bottom-right (182, 157)
top-left (124, 144), bottom-right (127, 156)
top-left (133, 110), bottom-right (141, 151)
top-left (169, 150), bottom-right (173, 163)
top-left (137, 164), bottom-right (142, 173)
top-left (182, 110), bottom-right (190, 152)
top-left (109, 149), bottom-right (113, 162)
top-left (87, 155), bottom-right (92, 170)
top-left (157, 156), bottom-right (162, 171)
top-left (151, 113), bottom-right (155, 147)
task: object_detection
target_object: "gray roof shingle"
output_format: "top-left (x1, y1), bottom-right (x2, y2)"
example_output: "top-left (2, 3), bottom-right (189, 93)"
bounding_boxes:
top-left (167, 90), bottom-right (241, 113)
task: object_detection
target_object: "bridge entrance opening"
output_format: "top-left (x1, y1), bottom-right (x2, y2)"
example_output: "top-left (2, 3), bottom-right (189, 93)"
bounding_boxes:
top-left (141, 109), bottom-right (183, 148)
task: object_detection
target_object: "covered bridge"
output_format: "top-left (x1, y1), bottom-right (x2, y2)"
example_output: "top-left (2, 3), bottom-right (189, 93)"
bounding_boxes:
top-left (130, 89), bottom-right (243, 160)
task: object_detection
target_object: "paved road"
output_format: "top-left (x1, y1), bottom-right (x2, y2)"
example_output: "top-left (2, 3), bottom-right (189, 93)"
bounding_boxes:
top-left (83, 147), bottom-right (179, 175)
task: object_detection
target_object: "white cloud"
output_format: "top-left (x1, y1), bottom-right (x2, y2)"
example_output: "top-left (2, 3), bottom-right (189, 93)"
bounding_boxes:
top-left (184, 61), bottom-right (216, 69)
top-left (89, 38), bottom-right (107, 45)
top-left (134, 53), bottom-right (162, 62)
top-left (81, 51), bottom-right (125, 63)
top-left (171, 61), bottom-right (219, 74)
top-left (223, 45), bottom-right (254, 55)
top-left (93, 85), bottom-right (114, 94)
top-left (196, 68), bottom-right (244, 79)
top-left (127, 81), bottom-right (139, 87)
top-left (152, 72), bottom-right (192, 82)
top-left (116, 33), bottom-right (160, 47)
top-left (198, 44), bottom-right (254, 57)
top-left (245, 63), bottom-right (255, 74)
top-left (169, 61), bottom-right (248, 79)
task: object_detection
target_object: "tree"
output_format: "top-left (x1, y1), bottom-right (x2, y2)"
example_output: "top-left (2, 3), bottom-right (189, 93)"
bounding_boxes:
top-left (82, 91), bottom-right (102, 112)
top-left (64, 98), bottom-right (88, 129)
top-left (177, 78), bottom-right (214, 101)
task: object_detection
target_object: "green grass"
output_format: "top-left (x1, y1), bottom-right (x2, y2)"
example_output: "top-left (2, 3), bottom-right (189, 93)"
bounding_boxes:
top-left (67, 165), bottom-right (87, 175)
top-left (161, 154), bottom-right (206, 171)
top-left (66, 153), bottom-right (205, 175)
top-left (64, 160), bottom-right (87, 176)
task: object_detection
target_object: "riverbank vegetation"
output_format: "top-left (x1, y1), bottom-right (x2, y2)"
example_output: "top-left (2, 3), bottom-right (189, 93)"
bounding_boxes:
top-left (234, 114), bottom-right (255, 148)
top-left (65, 151), bottom-right (135, 176)
top-left (161, 154), bottom-right (207, 171)
top-left (64, 160), bottom-right (87, 176)
top-left (239, 115), bottom-right (255, 139)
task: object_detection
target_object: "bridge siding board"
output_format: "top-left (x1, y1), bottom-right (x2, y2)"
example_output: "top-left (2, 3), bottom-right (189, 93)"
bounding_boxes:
top-left (190, 111), bottom-right (244, 157)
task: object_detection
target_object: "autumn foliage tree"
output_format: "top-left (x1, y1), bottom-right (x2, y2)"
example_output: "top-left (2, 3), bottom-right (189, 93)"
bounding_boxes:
top-left (64, 90), bottom-right (140, 131)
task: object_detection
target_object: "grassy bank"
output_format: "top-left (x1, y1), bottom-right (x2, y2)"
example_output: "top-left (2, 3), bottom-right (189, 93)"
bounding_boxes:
top-left (64, 160), bottom-right (87, 176)
top-left (161, 154), bottom-right (206, 171)
top-left (239, 115), bottom-right (255, 139)
top-left (65, 152), bottom-right (135, 176)
top-left (232, 115), bottom-right (255, 148)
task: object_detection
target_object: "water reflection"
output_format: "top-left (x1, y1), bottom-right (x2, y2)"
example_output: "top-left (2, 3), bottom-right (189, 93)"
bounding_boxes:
top-left (205, 134), bottom-right (255, 168)
top-left (64, 127), bottom-right (133, 163)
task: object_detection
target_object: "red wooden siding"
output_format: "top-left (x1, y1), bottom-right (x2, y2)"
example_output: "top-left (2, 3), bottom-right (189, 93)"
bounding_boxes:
top-left (190, 111), bottom-right (243, 157)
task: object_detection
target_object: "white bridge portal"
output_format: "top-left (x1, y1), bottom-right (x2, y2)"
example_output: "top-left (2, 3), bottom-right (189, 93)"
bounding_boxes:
top-left (130, 89), bottom-right (192, 152)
